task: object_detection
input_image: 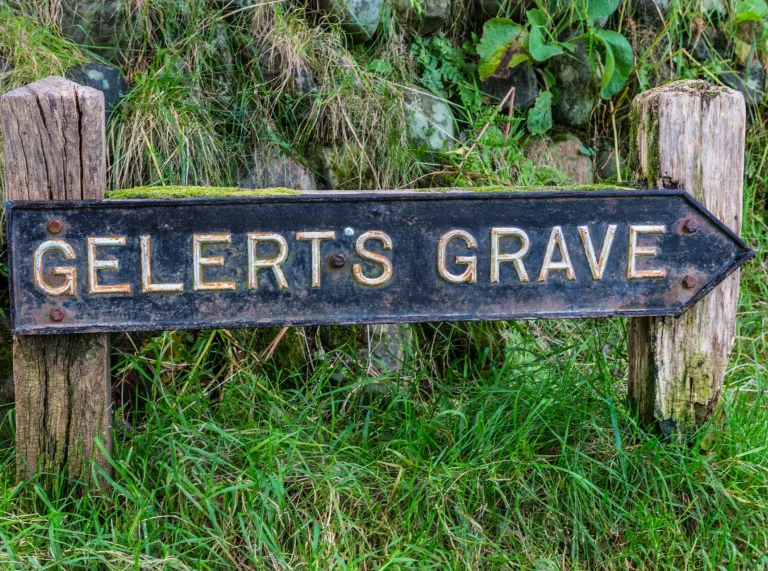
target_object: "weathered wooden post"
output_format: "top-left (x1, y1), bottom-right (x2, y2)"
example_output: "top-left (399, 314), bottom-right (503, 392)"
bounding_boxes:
top-left (628, 80), bottom-right (746, 435)
top-left (1, 77), bottom-right (112, 487)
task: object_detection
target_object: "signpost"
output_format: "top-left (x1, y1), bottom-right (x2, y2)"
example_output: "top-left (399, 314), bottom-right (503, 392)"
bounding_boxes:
top-left (7, 190), bottom-right (753, 334)
top-left (0, 76), bottom-right (753, 493)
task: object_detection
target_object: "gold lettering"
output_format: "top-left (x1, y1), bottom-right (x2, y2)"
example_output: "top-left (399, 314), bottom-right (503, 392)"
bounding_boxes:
top-left (33, 240), bottom-right (77, 296)
top-left (141, 236), bottom-right (184, 293)
top-left (353, 231), bottom-right (393, 287)
top-left (578, 225), bottom-right (617, 281)
top-left (193, 234), bottom-right (236, 291)
top-left (248, 233), bottom-right (289, 289)
top-left (88, 237), bottom-right (131, 294)
top-left (628, 225), bottom-right (666, 279)
top-left (437, 230), bottom-right (477, 284)
top-left (296, 231), bottom-right (335, 288)
top-left (538, 226), bottom-right (575, 282)
top-left (491, 228), bottom-right (530, 283)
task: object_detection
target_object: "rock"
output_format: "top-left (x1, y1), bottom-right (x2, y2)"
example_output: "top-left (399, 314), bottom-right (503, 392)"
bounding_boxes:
top-left (395, 0), bottom-right (450, 34)
top-left (241, 150), bottom-right (318, 191)
top-left (474, 0), bottom-right (526, 23)
top-left (689, 29), bottom-right (728, 63)
top-left (596, 148), bottom-right (629, 181)
top-left (59, 0), bottom-right (128, 57)
top-left (258, 52), bottom-right (316, 96)
top-left (535, 134), bottom-right (594, 185)
top-left (722, 56), bottom-right (765, 107)
top-left (65, 63), bottom-right (128, 123)
top-left (366, 324), bottom-right (412, 373)
top-left (701, 0), bottom-right (725, 16)
top-left (317, 144), bottom-right (376, 190)
top-left (317, 0), bottom-right (383, 41)
top-left (550, 41), bottom-right (600, 129)
top-left (480, 62), bottom-right (539, 111)
top-left (631, 0), bottom-right (669, 27)
top-left (405, 86), bottom-right (456, 153)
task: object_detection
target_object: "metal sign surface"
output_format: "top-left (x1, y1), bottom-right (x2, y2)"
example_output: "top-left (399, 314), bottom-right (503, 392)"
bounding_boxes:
top-left (7, 190), bottom-right (754, 334)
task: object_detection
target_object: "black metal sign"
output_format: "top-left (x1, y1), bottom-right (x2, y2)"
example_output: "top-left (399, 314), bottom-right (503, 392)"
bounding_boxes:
top-left (7, 190), bottom-right (754, 334)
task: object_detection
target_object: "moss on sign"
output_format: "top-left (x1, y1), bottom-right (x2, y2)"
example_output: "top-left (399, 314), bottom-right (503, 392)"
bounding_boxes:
top-left (107, 186), bottom-right (301, 200)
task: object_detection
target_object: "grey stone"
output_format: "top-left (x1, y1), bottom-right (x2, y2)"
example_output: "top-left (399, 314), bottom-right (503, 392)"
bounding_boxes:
top-left (631, 0), bottom-right (669, 27)
top-left (317, 144), bottom-right (376, 190)
top-left (405, 86), bottom-right (456, 153)
top-left (317, 0), bottom-right (383, 41)
top-left (596, 148), bottom-right (629, 182)
top-left (535, 134), bottom-right (594, 185)
top-left (689, 29), bottom-right (728, 63)
top-left (59, 0), bottom-right (128, 57)
top-left (258, 52), bottom-right (317, 96)
top-left (241, 151), bottom-right (317, 191)
top-left (701, 0), bottom-right (725, 15)
top-left (550, 41), bottom-right (600, 129)
top-left (480, 62), bottom-right (539, 111)
top-left (722, 56), bottom-right (765, 107)
top-left (474, 0), bottom-right (526, 23)
top-left (65, 63), bottom-right (128, 123)
top-left (366, 324), bottom-right (412, 373)
top-left (395, 0), bottom-right (450, 34)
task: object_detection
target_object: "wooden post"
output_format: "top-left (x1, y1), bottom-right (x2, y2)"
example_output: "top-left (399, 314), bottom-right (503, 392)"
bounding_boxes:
top-left (628, 80), bottom-right (746, 435)
top-left (1, 77), bottom-right (112, 487)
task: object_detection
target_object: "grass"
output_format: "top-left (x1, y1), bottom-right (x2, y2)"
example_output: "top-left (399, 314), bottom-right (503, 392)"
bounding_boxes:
top-left (1, 0), bottom-right (768, 568)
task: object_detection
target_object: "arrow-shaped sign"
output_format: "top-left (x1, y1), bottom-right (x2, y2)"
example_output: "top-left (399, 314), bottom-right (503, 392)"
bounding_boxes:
top-left (6, 189), bottom-right (755, 334)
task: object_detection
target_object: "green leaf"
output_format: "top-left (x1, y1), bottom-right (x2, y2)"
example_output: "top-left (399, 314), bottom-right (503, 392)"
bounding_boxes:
top-left (593, 30), bottom-right (634, 99)
top-left (733, 0), bottom-right (768, 23)
top-left (529, 27), bottom-right (563, 61)
top-left (527, 91), bottom-right (553, 134)
top-left (586, 0), bottom-right (620, 19)
top-left (526, 8), bottom-right (548, 26)
top-left (366, 59), bottom-right (392, 74)
top-left (477, 18), bottom-right (526, 80)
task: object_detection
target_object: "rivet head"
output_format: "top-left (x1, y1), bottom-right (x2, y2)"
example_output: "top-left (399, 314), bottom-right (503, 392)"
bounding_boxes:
top-left (683, 219), bottom-right (699, 234)
top-left (49, 308), bottom-right (65, 322)
top-left (682, 275), bottom-right (697, 289)
top-left (47, 219), bottom-right (63, 234)
top-left (330, 253), bottom-right (346, 268)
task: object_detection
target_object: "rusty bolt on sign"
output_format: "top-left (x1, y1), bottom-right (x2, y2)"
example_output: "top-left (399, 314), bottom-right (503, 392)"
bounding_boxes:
top-left (682, 275), bottom-right (697, 289)
top-left (330, 253), bottom-right (346, 268)
top-left (683, 219), bottom-right (699, 234)
top-left (49, 307), bottom-right (65, 322)
top-left (47, 219), bottom-right (63, 234)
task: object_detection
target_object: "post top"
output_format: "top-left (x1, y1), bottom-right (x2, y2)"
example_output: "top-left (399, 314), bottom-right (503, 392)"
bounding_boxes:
top-left (634, 79), bottom-right (745, 107)
top-left (0, 75), bottom-right (103, 103)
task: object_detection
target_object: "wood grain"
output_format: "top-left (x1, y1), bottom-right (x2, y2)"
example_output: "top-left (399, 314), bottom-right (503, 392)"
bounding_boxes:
top-left (628, 80), bottom-right (746, 435)
top-left (1, 76), bottom-right (111, 487)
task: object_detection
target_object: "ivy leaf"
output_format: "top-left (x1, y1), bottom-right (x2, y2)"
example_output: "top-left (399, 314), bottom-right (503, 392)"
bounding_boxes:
top-left (526, 10), bottom-right (562, 62)
top-left (477, 18), bottom-right (527, 80)
top-left (526, 8), bottom-right (548, 26)
top-left (593, 30), bottom-right (633, 99)
top-left (586, 0), bottom-right (620, 19)
top-left (529, 27), bottom-right (563, 61)
top-left (527, 91), bottom-right (553, 134)
top-left (733, 0), bottom-right (768, 23)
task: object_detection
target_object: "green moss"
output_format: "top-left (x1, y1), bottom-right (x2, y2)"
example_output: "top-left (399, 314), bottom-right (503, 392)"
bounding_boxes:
top-left (646, 114), bottom-right (661, 187)
top-left (107, 186), bottom-right (301, 199)
top-left (416, 184), bottom-right (636, 193)
top-left (249, 327), bottom-right (307, 371)
top-left (319, 325), bottom-right (366, 351)
top-left (629, 105), bottom-right (639, 178)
